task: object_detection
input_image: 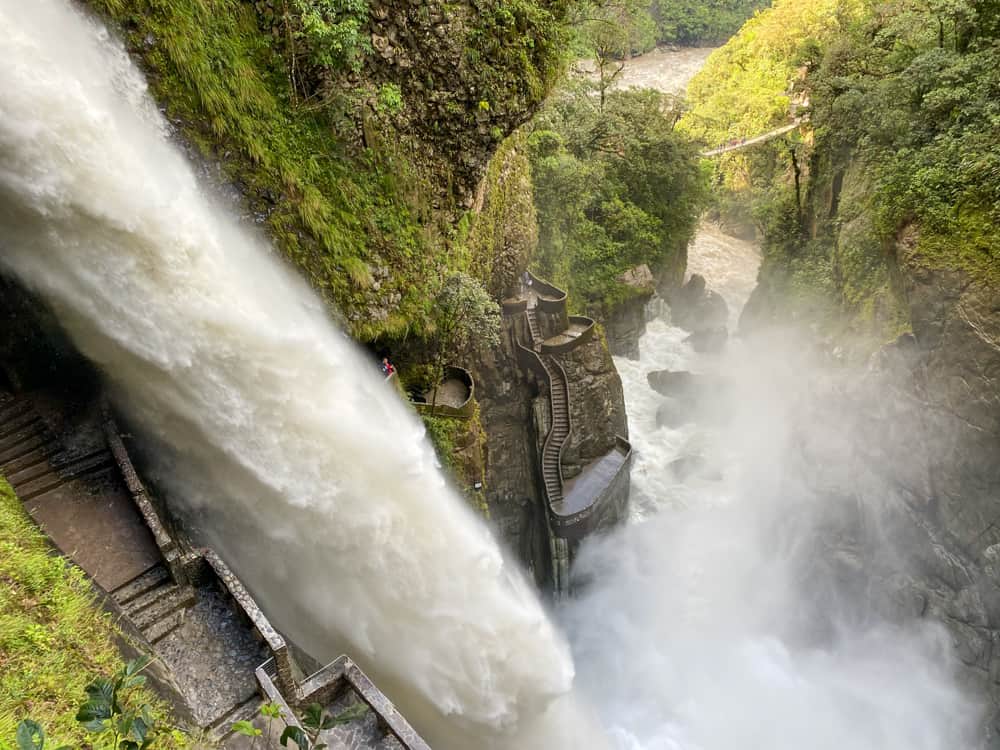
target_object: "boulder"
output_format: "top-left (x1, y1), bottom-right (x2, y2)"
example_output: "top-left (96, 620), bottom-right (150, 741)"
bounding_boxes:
top-left (606, 265), bottom-right (657, 359)
top-left (668, 454), bottom-right (723, 482)
top-left (669, 274), bottom-right (729, 333)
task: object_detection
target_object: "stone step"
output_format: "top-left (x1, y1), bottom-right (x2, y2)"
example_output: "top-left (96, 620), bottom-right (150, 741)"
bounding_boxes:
top-left (124, 577), bottom-right (184, 616)
top-left (143, 609), bottom-right (185, 644)
top-left (0, 398), bottom-right (31, 424)
top-left (112, 564), bottom-right (171, 606)
top-left (0, 409), bottom-right (39, 441)
top-left (0, 418), bottom-right (47, 451)
top-left (132, 585), bottom-right (196, 631)
top-left (207, 695), bottom-right (263, 739)
top-left (7, 454), bottom-right (60, 485)
top-left (0, 442), bottom-right (49, 475)
top-left (17, 453), bottom-right (114, 500)
top-left (52, 447), bottom-right (111, 472)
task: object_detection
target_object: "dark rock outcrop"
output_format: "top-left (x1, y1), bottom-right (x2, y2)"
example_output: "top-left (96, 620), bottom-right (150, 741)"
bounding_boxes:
top-left (757, 228), bottom-right (1000, 742)
top-left (669, 274), bottom-right (729, 333)
top-left (555, 331), bottom-right (628, 481)
top-left (605, 265), bottom-right (657, 359)
top-left (474, 321), bottom-right (552, 588)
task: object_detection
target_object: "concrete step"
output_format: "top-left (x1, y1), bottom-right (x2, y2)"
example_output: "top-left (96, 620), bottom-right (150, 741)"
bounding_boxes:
top-left (17, 453), bottom-right (113, 500)
top-left (112, 564), bottom-right (171, 606)
top-left (124, 577), bottom-right (185, 616)
top-left (0, 398), bottom-right (31, 424)
top-left (0, 408), bottom-right (39, 441)
top-left (7, 454), bottom-right (60, 485)
top-left (207, 695), bottom-right (263, 740)
top-left (143, 609), bottom-right (185, 644)
top-left (0, 419), bottom-right (50, 462)
top-left (0, 441), bottom-right (49, 474)
top-left (132, 584), bottom-right (196, 631)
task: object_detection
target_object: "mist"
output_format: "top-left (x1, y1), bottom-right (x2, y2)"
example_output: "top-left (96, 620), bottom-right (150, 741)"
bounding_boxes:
top-left (562, 233), bottom-right (982, 749)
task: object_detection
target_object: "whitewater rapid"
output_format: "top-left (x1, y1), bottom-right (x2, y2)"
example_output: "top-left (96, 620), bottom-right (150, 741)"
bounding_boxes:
top-left (561, 174), bottom-right (977, 747)
top-left (0, 3), bottom-right (605, 748)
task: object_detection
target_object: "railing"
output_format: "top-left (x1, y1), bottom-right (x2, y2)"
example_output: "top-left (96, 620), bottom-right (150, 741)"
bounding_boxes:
top-left (543, 354), bottom-right (573, 497)
top-left (104, 407), bottom-right (295, 696)
top-left (539, 316), bottom-right (596, 354)
top-left (279, 655), bottom-right (432, 750)
top-left (548, 435), bottom-right (633, 541)
top-left (527, 272), bottom-right (568, 314)
top-left (203, 550), bottom-right (296, 697)
top-left (102, 410), bottom-right (187, 584)
top-left (502, 297), bottom-right (528, 316)
top-left (412, 366), bottom-right (476, 419)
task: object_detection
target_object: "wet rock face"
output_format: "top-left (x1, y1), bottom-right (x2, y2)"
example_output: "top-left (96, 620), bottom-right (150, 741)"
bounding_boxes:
top-left (357, 0), bottom-right (566, 206)
top-left (684, 326), bottom-right (728, 354)
top-left (605, 265), bottom-right (657, 359)
top-left (785, 231), bottom-right (1000, 742)
top-left (559, 331), bottom-right (628, 479)
top-left (605, 296), bottom-right (648, 360)
top-left (474, 320), bottom-right (551, 587)
top-left (668, 274), bottom-right (729, 334)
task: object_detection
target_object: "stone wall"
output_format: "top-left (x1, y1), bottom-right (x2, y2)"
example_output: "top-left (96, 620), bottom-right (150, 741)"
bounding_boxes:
top-left (755, 231), bottom-right (1000, 743)
top-left (474, 315), bottom-right (552, 587)
top-left (558, 329), bottom-right (628, 481)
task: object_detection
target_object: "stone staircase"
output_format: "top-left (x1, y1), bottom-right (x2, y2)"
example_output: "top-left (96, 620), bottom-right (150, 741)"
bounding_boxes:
top-left (524, 310), bottom-right (571, 505)
top-left (0, 393), bottom-right (114, 501)
top-left (1, 390), bottom-right (196, 642)
top-left (111, 563), bottom-right (197, 644)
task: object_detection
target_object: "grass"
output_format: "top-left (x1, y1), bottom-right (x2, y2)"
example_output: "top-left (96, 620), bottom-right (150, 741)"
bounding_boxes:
top-left (0, 478), bottom-right (177, 748)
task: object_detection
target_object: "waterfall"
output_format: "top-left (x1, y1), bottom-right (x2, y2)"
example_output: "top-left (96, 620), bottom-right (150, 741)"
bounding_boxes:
top-left (0, 2), bottom-right (604, 747)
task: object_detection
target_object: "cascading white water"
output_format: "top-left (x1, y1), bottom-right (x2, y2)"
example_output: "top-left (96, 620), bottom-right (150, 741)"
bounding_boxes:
top-left (558, 50), bottom-right (980, 742)
top-left (0, 3), bottom-right (608, 748)
top-left (565, 226), bottom-right (980, 748)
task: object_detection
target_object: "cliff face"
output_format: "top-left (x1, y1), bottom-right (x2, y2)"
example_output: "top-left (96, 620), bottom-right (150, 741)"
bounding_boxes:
top-left (21, 0), bottom-right (628, 597)
top-left (740, 94), bottom-right (1000, 750)
top-left (85, 0), bottom-right (569, 338)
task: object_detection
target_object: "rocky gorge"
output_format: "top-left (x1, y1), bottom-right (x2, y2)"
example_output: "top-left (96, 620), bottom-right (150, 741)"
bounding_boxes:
top-left (3, 0), bottom-right (1000, 748)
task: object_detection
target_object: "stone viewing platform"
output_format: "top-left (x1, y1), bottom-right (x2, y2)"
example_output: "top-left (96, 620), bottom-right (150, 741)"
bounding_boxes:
top-left (412, 365), bottom-right (476, 419)
top-left (504, 272), bottom-right (632, 592)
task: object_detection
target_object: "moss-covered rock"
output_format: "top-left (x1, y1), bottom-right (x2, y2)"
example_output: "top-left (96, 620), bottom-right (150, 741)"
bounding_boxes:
top-left (83, 0), bottom-right (570, 340)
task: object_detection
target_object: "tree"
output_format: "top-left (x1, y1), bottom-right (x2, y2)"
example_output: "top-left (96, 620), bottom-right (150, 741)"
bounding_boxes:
top-left (429, 274), bottom-right (501, 413)
top-left (572, 0), bottom-right (657, 109)
top-left (528, 85), bottom-right (706, 312)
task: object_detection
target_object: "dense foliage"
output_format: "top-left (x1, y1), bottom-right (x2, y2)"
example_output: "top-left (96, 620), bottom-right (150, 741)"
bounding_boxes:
top-left (651, 0), bottom-right (769, 45)
top-left (689, 0), bottom-right (1000, 344)
top-left (0, 479), bottom-right (176, 747)
top-left (528, 81), bottom-right (707, 314)
top-left (812, 0), bottom-right (1000, 287)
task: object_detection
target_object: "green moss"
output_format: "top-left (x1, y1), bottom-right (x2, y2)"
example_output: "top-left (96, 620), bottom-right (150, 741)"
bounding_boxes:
top-left (420, 407), bottom-right (488, 517)
top-left (464, 134), bottom-right (538, 297)
top-left (0, 478), bottom-right (177, 747)
top-left (909, 209), bottom-right (1000, 287)
top-left (85, 0), bottom-right (442, 339)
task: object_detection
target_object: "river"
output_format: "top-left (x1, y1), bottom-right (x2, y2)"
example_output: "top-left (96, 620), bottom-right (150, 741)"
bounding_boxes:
top-left (558, 47), bottom-right (978, 750)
